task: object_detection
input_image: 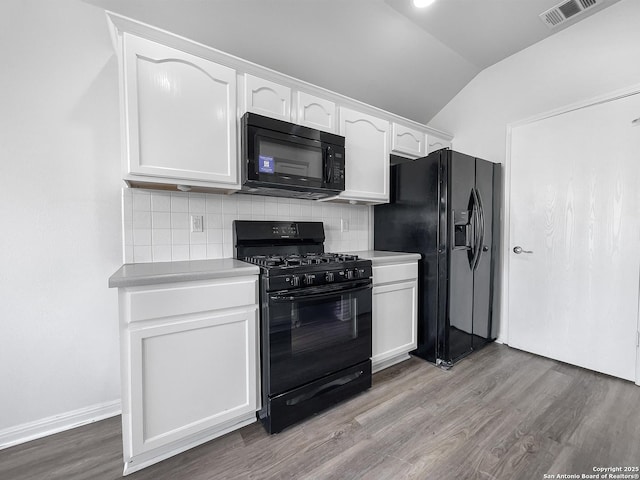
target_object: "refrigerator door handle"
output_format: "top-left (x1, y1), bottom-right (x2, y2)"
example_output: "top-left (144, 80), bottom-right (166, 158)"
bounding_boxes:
top-left (472, 187), bottom-right (486, 271)
top-left (469, 188), bottom-right (481, 269)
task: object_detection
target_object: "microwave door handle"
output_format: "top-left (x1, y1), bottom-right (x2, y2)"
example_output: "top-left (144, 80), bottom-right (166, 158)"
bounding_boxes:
top-left (324, 147), bottom-right (333, 185)
top-left (323, 147), bottom-right (329, 184)
top-left (329, 149), bottom-right (334, 184)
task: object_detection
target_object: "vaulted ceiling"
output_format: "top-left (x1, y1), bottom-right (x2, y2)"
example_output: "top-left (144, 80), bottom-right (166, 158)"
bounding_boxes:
top-left (86, 0), bottom-right (621, 125)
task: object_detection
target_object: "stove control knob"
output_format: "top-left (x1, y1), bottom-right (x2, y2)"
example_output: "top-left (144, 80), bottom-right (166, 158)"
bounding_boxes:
top-left (346, 269), bottom-right (355, 280)
top-left (290, 275), bottom-right (301, 287)
top-left (304, 274), bottom-right (315, 285)
top-left (325, 272), bottom-right (335, 283)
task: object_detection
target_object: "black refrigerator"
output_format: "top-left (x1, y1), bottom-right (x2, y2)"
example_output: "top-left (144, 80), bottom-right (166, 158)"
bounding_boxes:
top-left (374, 149), bottom-right (500, 367)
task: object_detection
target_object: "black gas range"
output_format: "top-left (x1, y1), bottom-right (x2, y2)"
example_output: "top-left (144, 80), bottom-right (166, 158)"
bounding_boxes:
top-left (234, 220), bottom-right (372, 434)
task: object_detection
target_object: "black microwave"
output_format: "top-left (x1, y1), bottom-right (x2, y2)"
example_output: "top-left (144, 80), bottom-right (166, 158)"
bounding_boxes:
top-left (241, 112), bottom-right (345, 199)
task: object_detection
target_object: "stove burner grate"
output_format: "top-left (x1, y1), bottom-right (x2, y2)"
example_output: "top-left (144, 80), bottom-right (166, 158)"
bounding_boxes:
top-left (242, 252), bottom-right (359, 268)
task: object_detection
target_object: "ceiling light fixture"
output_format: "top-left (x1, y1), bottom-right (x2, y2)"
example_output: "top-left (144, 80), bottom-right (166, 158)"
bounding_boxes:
top-left (413, 0), bottom-right (436, 8)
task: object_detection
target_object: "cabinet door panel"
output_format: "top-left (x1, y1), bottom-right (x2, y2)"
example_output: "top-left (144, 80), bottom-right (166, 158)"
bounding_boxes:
top-left (244, 74), bottom-right (291, 121)
top-left (391, 123), bottom-right (426, 158)
top-left (124, 35), bottom-right (237, 185)
top-left (372, 281), bottom-right (417, 366)
top-left (296, 91), bottom-right (336, 133)
top-left (339, 107), bottom-right (389, 202)
top-left (427, 134), bottom-right (452, 154)
top-left (129, 309), bottom-right (258, 454)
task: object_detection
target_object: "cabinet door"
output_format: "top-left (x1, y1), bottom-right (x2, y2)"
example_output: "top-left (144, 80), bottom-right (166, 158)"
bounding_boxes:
top-left (123, 34), bottom-right (238, 186)
top-left (427, 134), bottom-right (452, 154)
top-left (296, 91), bottom-right (337, 133)
top-left (391, 123), bottom-right (426, 158)
top-left (127, 308), bottom-right (258, 456)
top-left (372, 280), bottom-right (418, 369)
top-left (244, 74), bottom-right (291, 121)
top-left (339, 107), bottom-right (390, 203)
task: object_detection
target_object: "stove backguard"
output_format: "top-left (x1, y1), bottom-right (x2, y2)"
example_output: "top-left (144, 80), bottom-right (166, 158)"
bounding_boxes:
top-left (234, 220), bottom-right (325, 259)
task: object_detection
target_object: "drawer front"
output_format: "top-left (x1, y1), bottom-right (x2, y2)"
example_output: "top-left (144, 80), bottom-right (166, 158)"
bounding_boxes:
top-left (373, 262), bottom-right (418, 286)
top-left (124, 277), bottom-right (258, 323)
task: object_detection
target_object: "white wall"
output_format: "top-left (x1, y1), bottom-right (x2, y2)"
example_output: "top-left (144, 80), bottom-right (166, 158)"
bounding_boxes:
top-left (429, 0), bottom-right (640, 342)
top-left (430, 0), bottom-right (640, 164)
top-left (0, 0), bottom-right (122, 443)
top-left (0, 0), bottom-right (373, 447)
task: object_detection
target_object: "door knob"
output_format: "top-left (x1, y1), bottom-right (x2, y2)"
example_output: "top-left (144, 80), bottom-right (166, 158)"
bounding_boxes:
top-left (513, 246), bottom-right (533, 254)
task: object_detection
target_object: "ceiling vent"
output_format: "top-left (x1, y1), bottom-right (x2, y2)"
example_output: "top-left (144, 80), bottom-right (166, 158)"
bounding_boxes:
top-left (539, 0), bottom-right (602, 28)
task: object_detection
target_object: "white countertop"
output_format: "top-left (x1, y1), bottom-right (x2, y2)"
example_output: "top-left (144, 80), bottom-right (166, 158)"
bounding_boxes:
top-left (347, 250), bottom-right (421, 265)
top-left (109, 258), bottom-right (259, 288)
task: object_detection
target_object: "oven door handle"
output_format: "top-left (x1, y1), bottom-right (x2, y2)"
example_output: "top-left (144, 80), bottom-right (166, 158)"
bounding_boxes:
top-left (269, 281), bottom-right (372, 302)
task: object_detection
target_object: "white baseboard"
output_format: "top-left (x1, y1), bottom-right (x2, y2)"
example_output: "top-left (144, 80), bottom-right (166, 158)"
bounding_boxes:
top-left (0, 400), bottom-right (121, 450)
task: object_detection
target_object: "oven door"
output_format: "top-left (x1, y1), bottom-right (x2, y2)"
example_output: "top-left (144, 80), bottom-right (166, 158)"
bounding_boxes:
top-left (264, 280), bottom-right (372, 396)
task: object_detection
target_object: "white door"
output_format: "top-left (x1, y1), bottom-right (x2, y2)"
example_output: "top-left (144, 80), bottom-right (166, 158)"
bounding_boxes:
top-left (508, 92), bottom-right (640, 382)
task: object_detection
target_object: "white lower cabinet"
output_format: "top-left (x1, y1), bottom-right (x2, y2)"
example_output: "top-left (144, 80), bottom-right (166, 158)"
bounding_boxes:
top-left (118, 276), bottom-right (259, 475)
top-left (371, 262), bottom-right (418, 372)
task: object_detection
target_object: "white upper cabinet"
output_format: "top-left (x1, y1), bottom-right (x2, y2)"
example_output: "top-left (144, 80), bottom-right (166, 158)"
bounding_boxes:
top-left (295, 91), bottom-right (337, 133)
top-left (338, 107), bottom-right (390, 204)
top-left (107, 13), bottom-right (453, 196)
top-left (122, 34), bottom-right (238, 188)
top-left (391, 122), bottom-right (427, 159)
top-left (427, 133), bottom-right (452, 154)
top-left (243, 74), bottom-right (291, 121)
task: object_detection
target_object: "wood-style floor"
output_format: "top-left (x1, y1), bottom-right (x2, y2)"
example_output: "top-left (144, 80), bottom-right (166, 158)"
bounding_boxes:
top-left (2, 343), bottom-right (639, 480)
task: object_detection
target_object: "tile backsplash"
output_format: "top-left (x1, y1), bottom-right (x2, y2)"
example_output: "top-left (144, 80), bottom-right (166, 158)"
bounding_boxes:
top-left (122, 188), bottom-right (371, 263)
